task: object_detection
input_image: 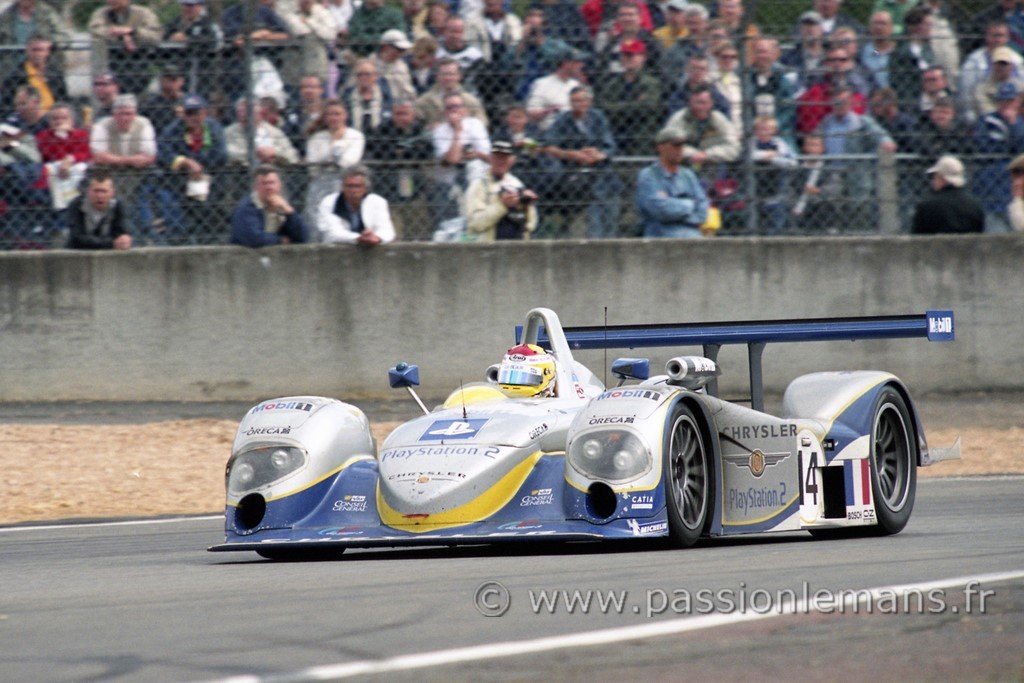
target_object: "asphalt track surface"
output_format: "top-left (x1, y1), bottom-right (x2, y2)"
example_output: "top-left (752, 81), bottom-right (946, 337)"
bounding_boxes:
top-left (1, 478), bottom-right (1023, 682)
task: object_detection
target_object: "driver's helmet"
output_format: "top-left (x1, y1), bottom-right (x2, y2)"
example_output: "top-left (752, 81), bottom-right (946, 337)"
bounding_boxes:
top-left (497, 343), bottom-right (557, 398)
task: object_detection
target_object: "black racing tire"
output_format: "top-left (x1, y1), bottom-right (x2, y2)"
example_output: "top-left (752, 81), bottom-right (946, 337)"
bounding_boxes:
top-left (256, 547), bottom-right (346, 561)
top-left (809, 386), bottom-right (917, 540)
top-left (868, 386), bottom-right (917, 535)
top-left (663, 402), bottom-right (714, 548)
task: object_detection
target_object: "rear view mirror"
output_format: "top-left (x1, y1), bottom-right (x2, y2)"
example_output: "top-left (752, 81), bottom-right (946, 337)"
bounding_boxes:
top-left (388, 362), bottom-right (420, 388)
top-left (612, 358), bottom-right (650, 381)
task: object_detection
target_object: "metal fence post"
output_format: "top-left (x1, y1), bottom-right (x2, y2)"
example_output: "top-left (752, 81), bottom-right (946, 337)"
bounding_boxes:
top-left (877, 148), bottom-right (899, 234)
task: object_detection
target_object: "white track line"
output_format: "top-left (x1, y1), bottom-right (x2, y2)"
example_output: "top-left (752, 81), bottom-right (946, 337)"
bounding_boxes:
top-left (0, 515), bottom-right (222, 533)
top-left (215, 569), bottom-right (1024, 682)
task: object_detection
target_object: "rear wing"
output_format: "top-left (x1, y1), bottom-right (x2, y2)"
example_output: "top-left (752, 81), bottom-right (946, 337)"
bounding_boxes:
top-left (519, 311), bottom-right (954, 411)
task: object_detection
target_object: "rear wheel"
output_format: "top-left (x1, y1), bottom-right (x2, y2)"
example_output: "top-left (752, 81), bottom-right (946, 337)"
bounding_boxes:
top-left (663, 403), bottom-right (713, 547)
top-left (869, 387), bottom-right (917, 535)
top-left (809, 386), bottom-right (917, 540)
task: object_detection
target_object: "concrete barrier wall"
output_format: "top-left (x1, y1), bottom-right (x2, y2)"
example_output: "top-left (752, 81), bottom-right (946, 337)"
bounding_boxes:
top-left (1, 235), bottom-right (1021, 402)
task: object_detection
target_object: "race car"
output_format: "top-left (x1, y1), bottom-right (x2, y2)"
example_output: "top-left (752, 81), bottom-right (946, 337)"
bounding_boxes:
top-left (209, 307), bottom-right (959, 559)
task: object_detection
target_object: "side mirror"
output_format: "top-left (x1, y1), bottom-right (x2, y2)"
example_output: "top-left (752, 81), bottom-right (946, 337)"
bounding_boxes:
top-left (388, 362), bottom-right (420, 388)
top-left (612, 358), bottom-right (650, 381)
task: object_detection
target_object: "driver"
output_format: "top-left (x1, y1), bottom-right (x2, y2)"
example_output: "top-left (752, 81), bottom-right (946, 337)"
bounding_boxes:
top-left (497, 343), bottom-right (557, 397)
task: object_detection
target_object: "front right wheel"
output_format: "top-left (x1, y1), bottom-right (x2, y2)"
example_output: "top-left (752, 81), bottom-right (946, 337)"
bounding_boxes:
top-left (663, 403), bottom-right (713, 547)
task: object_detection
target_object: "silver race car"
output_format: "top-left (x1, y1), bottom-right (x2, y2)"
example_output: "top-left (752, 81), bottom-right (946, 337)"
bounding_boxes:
top-left (210, 307), bottom-right (958, 559)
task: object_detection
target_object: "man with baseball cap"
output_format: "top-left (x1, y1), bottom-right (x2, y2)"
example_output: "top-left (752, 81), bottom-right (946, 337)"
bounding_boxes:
top-left (971, 46), bottom-right (1024, 119)
top-left (139, 64), bottom-right (186, 133)
top-left (598, 38), bottom-right (662, 155)
top-left (157, 92), bottom-right (227, 243)
top-left (371, 29), bottom-right (416, 102)
top-left (911, 155), bottom-right (984, 233)
top-left (635, 127), bottom-right (710, 238)
top-left (466, 139), bottom-right (538, 241)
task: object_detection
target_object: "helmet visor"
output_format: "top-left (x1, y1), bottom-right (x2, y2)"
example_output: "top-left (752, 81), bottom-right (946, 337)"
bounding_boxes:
top-left (498, 363), bottom-right (544, 386)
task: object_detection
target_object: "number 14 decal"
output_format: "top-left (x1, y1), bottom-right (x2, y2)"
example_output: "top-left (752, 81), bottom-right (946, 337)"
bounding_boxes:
top-left (804, 452), bottom-right (819, 505)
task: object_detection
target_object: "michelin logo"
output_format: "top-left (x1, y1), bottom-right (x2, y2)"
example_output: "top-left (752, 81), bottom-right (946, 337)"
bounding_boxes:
top-left (420, 419), bottom-right (489, 441)
top-left (627, 519), bottom-right (668, 536)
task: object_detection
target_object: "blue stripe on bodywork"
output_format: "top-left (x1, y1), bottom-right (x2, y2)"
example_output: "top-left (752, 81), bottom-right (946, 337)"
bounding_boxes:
top-left (717, 496), bottom-right (800, 534)
top-left (844, 460), bottom-right (855, 506)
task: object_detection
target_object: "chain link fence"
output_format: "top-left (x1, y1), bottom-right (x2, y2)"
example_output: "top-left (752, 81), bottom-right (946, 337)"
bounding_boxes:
top-left (0, 0), bottom-right (1019, 248)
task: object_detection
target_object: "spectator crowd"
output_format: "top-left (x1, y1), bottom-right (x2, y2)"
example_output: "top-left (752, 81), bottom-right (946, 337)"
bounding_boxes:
top-left (2, 0), bottom-right (1024, 249)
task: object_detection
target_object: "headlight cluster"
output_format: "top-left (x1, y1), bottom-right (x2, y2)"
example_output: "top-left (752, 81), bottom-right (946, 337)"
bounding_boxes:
top-left (226, 446), bottom-right (307, 494)
top-left (568, 429), bottom-right (652, 483)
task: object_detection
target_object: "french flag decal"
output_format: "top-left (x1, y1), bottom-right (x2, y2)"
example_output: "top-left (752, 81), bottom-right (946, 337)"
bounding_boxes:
top-left (861, 459), bottom-right (872, 505)
top-left (844, 459), bottom-right (874, 506)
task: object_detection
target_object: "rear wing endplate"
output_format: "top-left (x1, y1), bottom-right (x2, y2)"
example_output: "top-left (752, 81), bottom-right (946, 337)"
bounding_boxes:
top-left (519, 311), bottom-right (954, 411)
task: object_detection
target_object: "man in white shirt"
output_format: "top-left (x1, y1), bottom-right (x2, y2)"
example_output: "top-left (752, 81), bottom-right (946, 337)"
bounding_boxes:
top-left (431, 92), bottom-right (491, 186)
top-left (429, 92), bottom-right (490, 230)
top-left (318, 164), bottom-right (395, 244)
top-left (525, 48), bottom-right (583, 130)
top-left (89, 93), bottom-right (158, 236)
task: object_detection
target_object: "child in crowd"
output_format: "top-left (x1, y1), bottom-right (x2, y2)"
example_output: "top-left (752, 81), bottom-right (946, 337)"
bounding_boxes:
top-left (791, 133), bottom-right (843, 233)
top-left (749, 115), bottom-right (796, 234)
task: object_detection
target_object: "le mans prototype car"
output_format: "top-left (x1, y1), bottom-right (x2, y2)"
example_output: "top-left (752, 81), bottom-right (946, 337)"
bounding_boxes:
top-left (210, 308), bottom-right (959, 559)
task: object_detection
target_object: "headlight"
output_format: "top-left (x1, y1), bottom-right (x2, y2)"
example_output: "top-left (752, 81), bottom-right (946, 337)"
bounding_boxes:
top-left (568, 429), bottom-right (652, 483)
top-left (227, 446), bottom-right (307, 494)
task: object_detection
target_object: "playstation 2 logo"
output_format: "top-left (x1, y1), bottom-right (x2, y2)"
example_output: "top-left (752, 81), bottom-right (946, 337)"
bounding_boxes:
top-left (420, 419), bottom-right (489, 441)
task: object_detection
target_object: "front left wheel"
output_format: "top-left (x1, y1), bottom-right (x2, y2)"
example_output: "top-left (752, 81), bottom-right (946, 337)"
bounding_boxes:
top-left (663, 403), bottom-right (714, 547)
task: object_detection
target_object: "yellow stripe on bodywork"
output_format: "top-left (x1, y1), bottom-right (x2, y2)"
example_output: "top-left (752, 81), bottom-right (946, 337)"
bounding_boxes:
top-left (227, 455), bottom-right (375, 507)
top-left (377, 451), bottom-right (546, 532)
top-left (809, 374), bottom-right (893, 439)
top-left (723, 492), bottom-right (801, 526)
top-left (564, 477), bottom-right (661, 494)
